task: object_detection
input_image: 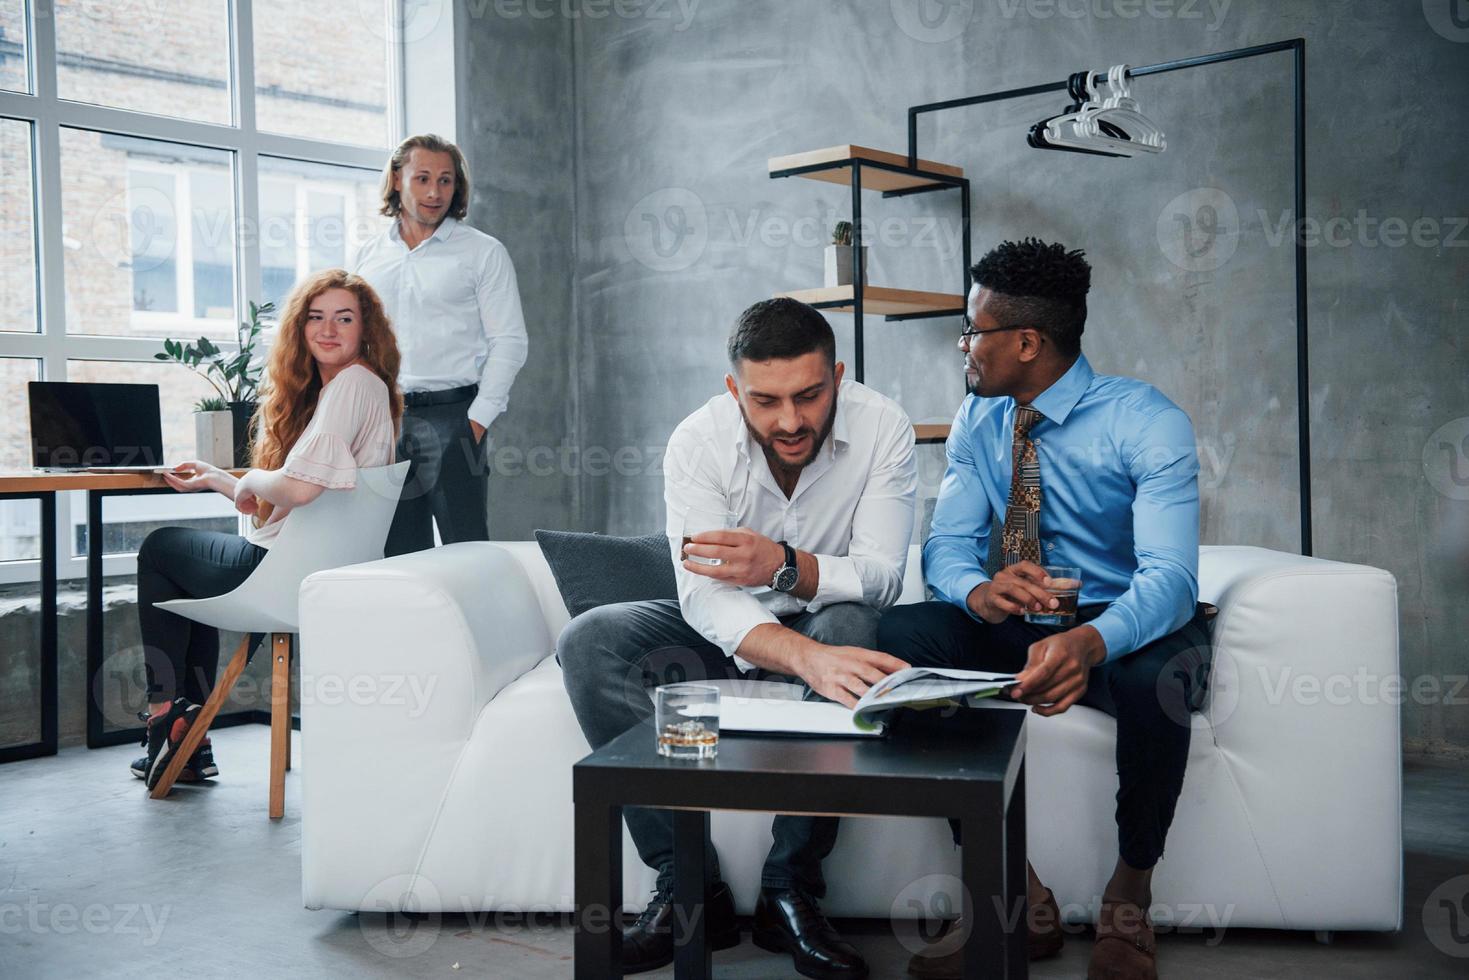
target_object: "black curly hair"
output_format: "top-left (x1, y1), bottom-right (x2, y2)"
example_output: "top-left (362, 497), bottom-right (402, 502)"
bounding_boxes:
top-left (971, 238), bottom-right (1092, 357)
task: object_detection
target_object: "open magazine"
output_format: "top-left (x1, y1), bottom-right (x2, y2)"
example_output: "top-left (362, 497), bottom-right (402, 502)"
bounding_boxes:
top-left (713, 667), bottom-right (1018, 737)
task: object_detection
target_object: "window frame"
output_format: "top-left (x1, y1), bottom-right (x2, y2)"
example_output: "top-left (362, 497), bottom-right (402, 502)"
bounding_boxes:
top-left (0, 0), bottom-right (409, 585)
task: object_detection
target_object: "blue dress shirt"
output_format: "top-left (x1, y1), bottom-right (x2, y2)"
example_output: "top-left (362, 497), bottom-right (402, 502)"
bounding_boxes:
top-left (923, 354), bottom-right (1200, 660)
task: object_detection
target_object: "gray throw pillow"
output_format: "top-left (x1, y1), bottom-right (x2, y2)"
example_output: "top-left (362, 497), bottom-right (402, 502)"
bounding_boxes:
top-left (533, 530), bottom-right (679, 619)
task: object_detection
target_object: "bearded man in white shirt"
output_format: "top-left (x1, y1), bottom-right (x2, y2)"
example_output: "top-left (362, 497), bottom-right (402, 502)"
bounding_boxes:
top-left (354, 134), bottom-right (529, 554)
top-left (559, 298), bottom-right (917, 979)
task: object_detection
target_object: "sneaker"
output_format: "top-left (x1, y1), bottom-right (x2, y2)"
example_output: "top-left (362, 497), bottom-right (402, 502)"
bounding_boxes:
top-left (132, 710), bottom-right (217, 782)
top-left (143, 698), bottom-right (202, 790)
top-left (188, 741), bottom-right (219, 780)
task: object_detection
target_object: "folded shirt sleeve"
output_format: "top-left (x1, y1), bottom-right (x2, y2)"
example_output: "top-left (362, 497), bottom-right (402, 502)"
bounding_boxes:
top-left (282, 431), bottom-right (358, 489)
top-left (278, 366), bottom-right (389, 489)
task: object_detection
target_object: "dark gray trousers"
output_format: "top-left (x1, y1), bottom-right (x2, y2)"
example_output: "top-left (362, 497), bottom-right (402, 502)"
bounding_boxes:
top-left (386, 396), bottom-right (490, 556)
top-left (558, 598), bottom-right (881, 896)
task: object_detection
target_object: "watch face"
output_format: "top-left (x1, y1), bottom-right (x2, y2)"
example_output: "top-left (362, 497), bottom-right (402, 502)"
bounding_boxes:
top-left (775, 566), bottom-right (799, 592)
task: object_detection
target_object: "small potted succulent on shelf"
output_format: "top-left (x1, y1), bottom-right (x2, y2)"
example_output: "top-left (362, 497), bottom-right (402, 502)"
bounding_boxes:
top-left (824, 220), bottom-right (867, 288)
top-left (192, 397), bottom-right (233, 468)
top-left (156, 300), bottom-right (273, 468)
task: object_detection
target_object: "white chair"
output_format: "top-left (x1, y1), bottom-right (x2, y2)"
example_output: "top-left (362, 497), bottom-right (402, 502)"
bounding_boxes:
top-left (148, 461), bottom-right (409, 818)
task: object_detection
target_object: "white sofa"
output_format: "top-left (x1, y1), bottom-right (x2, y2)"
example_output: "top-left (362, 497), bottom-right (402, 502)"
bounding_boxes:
top-left (298, 542), bottom-right (1402, 932)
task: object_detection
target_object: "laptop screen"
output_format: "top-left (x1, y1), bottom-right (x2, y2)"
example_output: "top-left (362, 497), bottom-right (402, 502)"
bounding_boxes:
top-left (28, 382), bottom-right (165, 469)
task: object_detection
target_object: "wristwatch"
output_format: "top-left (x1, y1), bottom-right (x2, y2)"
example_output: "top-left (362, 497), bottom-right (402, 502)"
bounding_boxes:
top-left (771, 541), bottom-right (799, 593)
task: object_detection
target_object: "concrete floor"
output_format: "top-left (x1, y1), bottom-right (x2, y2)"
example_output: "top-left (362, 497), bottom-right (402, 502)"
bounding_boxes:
top-left (2, 726), bottom-right (1466, 979)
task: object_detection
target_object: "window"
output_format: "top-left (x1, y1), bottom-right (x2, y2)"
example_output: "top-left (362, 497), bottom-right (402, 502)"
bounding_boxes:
top-left (0, 115), bottom-right (36, 332)
top-left (0, 0), bottom-right (29, 94)
top-left (254, 0), bottom-right (394, 148)
top-left (0, 1), bottom-right (407, 585)
top-left (54, 0), bottom-right (232, 125)
top-left (0, 357), bottom-right (38, 562)
top-left (60, 130), bottom-right (237, 338)
top-left (257, 156), bottom-right (385, 311)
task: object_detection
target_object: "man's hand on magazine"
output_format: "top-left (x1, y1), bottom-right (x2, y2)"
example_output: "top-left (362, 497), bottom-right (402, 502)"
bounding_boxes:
top-left (1010, 626), bottom-right (1106, 716)
top-left (796, 646), bottom-right (910, 709)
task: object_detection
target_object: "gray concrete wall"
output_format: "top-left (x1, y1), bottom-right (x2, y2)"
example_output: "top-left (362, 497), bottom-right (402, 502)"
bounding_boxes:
top-left (562, 0), bottom-right (1469, 751)
top-left (458, 3), bottom-right (583, 536)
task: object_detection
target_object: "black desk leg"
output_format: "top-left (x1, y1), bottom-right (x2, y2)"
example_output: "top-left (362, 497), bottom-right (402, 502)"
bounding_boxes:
top-left (86, 490), bottom-right (104, 748)
top-left (575, 796), bottom-right (623, 979)
top-left (39, 493), bottom-right (58, 755)
top-left (962, 797), bottom-right (1008, 980)
top-left (1005, 761), bottom-right (1027, 979)
top-left (672, 809), bottom-right (712, 980)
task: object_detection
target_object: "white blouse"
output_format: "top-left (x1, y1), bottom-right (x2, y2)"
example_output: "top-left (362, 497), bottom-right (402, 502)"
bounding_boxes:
top-left (246, 363), bottom-right (396, 547)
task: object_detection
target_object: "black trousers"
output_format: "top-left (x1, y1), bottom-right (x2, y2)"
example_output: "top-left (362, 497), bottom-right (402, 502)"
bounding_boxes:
top-left (559, 599), bottom-right (882, 896)
top-left (137, 527), bottom-right (268, 702)
top-left (386, 394), bottom-right (490, 556)
top-left (876, 601), bottom-right (1212, 870)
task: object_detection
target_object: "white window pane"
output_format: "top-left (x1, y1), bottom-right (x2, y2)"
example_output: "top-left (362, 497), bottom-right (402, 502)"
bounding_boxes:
top-left (0, 117), bottom-right (37, 333)
top-left (55, 0), bottom-right (231, 125)
top-left (60, 129), bottom-right (238, 339)
top-left (0, 358), bottom-right (40, 562)
top-left (0, 356), bottom-right (39, 472)
top-left (256, 156), bottom-right (386, 311)
top-left (254, 0), bottom-right (391, 147)
top-left (65, 359), bottom-right (239, 557)
top-left (0, 0), bottom-right (28, 94)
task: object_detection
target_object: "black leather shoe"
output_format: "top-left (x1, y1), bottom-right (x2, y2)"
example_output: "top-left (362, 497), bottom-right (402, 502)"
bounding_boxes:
top-left (752, 887), bottom-right (869, 980)
top-left (620, 879), bottom-right (740, 974)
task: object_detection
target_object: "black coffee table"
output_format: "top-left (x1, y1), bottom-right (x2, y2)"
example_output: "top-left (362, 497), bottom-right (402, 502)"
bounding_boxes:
top-left (573, 707), bottom-right (1027, 979)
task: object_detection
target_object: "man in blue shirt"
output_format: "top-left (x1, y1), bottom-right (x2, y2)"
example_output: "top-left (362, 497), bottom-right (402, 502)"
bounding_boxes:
top-left (879, 239), bottom-right (1211, 980)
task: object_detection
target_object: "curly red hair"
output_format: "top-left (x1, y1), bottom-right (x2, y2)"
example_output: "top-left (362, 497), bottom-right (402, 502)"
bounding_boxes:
top-left (251, 269), bottom-right (402, 523)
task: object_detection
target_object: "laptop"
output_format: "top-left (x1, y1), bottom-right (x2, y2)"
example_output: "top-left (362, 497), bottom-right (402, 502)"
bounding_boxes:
top-left (28, 381), bottom-right (172, 472)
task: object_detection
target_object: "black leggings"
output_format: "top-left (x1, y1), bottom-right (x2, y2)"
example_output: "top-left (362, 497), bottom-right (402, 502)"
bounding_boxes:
top-left (136, 527), bottom-right (268, 702)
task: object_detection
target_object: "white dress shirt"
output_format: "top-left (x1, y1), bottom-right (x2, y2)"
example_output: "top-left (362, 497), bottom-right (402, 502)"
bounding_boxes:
top-left (352, 217), bottom-right (529, 431)
top-left (663, 379), bottom-right (918, 671)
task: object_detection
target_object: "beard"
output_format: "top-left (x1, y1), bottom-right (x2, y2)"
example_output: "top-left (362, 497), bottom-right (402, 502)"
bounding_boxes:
top-left (740, 398), bottom-right (839, 478)
top-left (965, 359), bottom-right (983, 397)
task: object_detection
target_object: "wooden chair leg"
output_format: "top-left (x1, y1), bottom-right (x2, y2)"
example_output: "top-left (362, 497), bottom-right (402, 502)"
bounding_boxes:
top-left (269, 633), bottom-right (291, 820)
top-left (151, 635), bottom-right (251, 800)
top-left (287, 652), bottom-right (296, 775)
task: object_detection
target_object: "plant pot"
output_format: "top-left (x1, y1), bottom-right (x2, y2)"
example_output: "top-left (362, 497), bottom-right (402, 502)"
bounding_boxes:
top-left (824, 244), bottom-right (868, 288)
top-left (194, 411), bottom-right (234, 469)
top-left (228, 401), bottom-right (257, 469)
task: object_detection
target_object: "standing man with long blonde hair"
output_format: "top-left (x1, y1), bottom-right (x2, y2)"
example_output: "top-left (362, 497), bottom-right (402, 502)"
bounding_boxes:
top-left (354, 133), bottom-right (529, 554)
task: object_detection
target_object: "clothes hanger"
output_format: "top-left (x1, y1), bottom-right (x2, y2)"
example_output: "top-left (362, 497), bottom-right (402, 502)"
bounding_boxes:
top-left (1027, 71), bottom-right (1130, 159)
top-left (1074, 64), bottom-right (1166, 155)
top-left (1038, 70), bottom-right (1138, 157)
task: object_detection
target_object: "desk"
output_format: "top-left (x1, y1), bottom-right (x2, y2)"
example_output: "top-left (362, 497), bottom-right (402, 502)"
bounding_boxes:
top-left (573, 710), bottom-right (1028, 980)
top-left (0, 470), bottom-right (250, 762)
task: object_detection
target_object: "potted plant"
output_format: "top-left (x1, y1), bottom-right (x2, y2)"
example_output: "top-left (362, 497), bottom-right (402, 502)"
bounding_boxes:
top-left (824, 220), bottom-right (867, 288)
top-left (192, 397), bottom-right (233, 468)
top-left (155, 300), bottom-right (273, 468)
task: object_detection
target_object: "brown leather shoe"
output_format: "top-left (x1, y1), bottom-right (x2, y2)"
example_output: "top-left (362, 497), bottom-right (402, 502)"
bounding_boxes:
top-left (1088, 900), bottom-right (1158, 980)
top-left (906, 888), bottom-right (1066, 978)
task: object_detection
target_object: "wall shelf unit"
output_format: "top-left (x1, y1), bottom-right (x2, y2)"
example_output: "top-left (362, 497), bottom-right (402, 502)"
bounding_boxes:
top-left (768, 142), bottom-right (971, 448)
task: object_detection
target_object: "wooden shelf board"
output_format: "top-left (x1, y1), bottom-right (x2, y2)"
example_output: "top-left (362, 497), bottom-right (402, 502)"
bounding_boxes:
top-left (778, 285), bottom-right (965, 318)
top-left (914, 424), bottom-right (951, 445)
top-left (768, 144), bottom-right (964, 193)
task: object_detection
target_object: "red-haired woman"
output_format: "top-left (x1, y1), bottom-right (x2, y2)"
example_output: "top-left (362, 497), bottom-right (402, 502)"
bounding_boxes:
top-left (130, 269), bottom-right (403, 788)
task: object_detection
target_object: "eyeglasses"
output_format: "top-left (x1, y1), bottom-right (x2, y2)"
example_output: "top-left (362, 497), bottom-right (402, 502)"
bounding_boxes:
top-left (959, 318), bottom-right (1036, 343)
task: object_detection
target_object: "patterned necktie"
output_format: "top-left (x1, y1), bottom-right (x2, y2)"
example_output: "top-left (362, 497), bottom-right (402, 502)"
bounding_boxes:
top-left (1001, 404), bottom-right (1044, 565)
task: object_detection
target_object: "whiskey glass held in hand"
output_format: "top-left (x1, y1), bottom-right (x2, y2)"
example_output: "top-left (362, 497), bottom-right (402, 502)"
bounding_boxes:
top-left (1025, 566), bottom-right (1081, 626)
